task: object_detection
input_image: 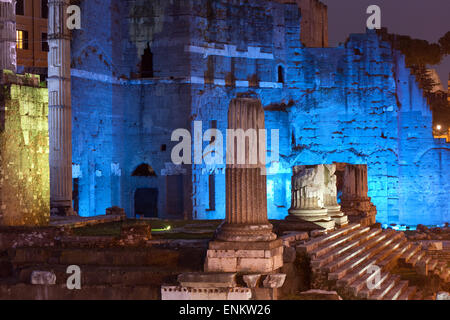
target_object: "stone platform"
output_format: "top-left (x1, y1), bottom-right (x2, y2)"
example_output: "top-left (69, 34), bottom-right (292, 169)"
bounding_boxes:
top-left (205, 239), bottom-right (284, 273)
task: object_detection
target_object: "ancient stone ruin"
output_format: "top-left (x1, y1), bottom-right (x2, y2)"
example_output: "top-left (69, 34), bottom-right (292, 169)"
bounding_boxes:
top-left (205, 97), bottom-right (283, 274)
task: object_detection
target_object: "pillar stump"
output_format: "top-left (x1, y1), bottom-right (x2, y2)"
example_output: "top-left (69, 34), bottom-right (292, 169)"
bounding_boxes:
top-left (204, 97), bottom-right (283, 274)
top-left (285, 165), bottom-right (335, 231)
top-left (340, 164), bottom-right (377, 226)
top-left (324, 164), bottom-right (348, 227)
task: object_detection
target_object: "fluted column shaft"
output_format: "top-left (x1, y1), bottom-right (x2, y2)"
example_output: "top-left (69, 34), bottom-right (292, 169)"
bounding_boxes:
top-left (0, 0), bottom-right (16, 72)
top-left (342, 165), bottom-right (370, 201)
top-left (217, 97), bottom-right (275, 242)
top-left (48, 0), bottom-right (73, 213)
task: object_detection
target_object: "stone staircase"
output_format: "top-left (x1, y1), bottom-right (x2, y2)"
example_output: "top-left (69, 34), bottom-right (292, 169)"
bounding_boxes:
top-left (297, 224), bottom-right (449, 300)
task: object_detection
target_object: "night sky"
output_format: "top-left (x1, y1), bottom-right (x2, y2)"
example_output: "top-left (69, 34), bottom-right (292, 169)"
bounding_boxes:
top-left (321, 0), bottom-right (450, 89)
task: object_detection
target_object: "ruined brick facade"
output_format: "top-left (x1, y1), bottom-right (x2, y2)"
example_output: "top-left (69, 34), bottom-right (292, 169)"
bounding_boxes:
top-left (69, 0), bottom-right (449, 226)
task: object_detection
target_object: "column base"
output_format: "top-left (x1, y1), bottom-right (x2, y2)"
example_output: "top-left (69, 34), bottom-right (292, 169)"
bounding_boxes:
top-left (215, 223), bottom-right (277, 242)
top-left (341, 197), bottom-right (377, 227)
top-left (50, 206), bottom-right (77, 217)
top-left (341, 197), bottom-right (376, 214)
top-left (325, 205), bottom-right (349, 227)
top-left (287, 208), bottom-right (335, 230)
top-left (204, 239), bottom-right (283, 274)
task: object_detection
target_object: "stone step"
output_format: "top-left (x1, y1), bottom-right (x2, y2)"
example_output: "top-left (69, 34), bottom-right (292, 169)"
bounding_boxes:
top-left (11, 247), bottom-right (205, 270)
top-left (296, 224), bottom-right (361, 254)
top-left (311, 238), bottom-right (361, 270)
top-left (399, 244), bottom-right (422, 264)
top-left (311, 228), bottom-right (384, 270)
top-left (435, 261), bottom-right (447, 274)
top-left (328, 233), bottom-right (404, 280)
top-left (428, 259), bottom-right (438, 273)
top-left (357, 272), bottom-right (391, 299)
top-left (346, 271), bottom-right (388, 297)
top-left (412, 290), bottom-right (423, 300)
top-left (322, 229), bottom-right (397, 274)
top-left (439, 269), bottom-right (450, 282)
top-left (407, 250), bottom-right (425, 267)
top-left (17, 265), bottom-right (179, 286)
top-left (415, 255), bottom-right (432, 276)
top-left (383, 280), bottom-right (409, 300)
top-left (377, 242), bottom-right (410, 271)
top-left (309, 226), bottom-right (372, 259)
top-left (0, 282), bottom-right (160, 300)
top-left (369, 275), bottom-right (400, 300)
top-left (398, 286), bottom-right (417, 300)
top-left (336, 239), bottom-right (404, 288)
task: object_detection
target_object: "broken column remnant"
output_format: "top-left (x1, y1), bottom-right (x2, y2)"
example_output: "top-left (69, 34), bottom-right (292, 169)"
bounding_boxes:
top-left (285, 165), bottom-right (335, 231)
top-left (205, 97), bottom-right (283, 273)
top-left (0, 0), bottom-right (16, 72)
top-left (339, 164), bottom-right (377, 226)
top-left (48, 0), bottom-right (74, 216)
top-left (324, 164), bottom-right (348, 227)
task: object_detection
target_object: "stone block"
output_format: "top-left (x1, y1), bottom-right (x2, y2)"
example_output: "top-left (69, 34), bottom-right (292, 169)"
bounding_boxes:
top-left (177, 272), bottom-right (237, 288)
top-left (436, 292), bottom-right (450, 300)
top-left (161, 286), bottom-right (251, 300)
top-left (427, 241), bottom-right (443, 251)
top-left (251, 287), bottom-right (280, 300)
top-left (207, 249), bottom-right (265, 258)
top-left (263, 274), bottom-right (286, 289)
top-left (208, 239), bottom-right (282, 251)
top-left (243, 274), bottom-right (262, 288)
top-left (238, 258), bottom-right (274, 273)
top-left (283, 246), bottom-right (297, 263)
top-left (264, 246), bottom-right (283, 258)
top-left (204, 257), bottom-right (237, 273)
top-left (297, 289), bottom-right (343, 300)
top-left (273, 253), bottom-right (284, 270)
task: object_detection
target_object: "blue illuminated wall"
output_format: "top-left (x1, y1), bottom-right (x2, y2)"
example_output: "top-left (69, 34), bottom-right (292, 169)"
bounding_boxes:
top-left (70, 0), bottom-right (449, 226)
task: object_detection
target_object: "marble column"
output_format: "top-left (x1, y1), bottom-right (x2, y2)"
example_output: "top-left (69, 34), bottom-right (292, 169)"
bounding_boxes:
top-left (216, 97), bottom-right (276, 242)
top-left (0, 0), bottom-right (16, 72)
top-left (287, 165), bottom-right (335, 230)
top-left (340, 164), bottom-right (377, 225)
top-left (48, 0), bottom-right (74, 215)
top-left (323, 164), bottom-right (348, 227)
top-left (205, 96), bottom-right (283, 273)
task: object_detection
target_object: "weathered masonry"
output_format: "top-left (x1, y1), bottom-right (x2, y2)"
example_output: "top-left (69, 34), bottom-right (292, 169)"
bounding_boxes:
top-left (68, 0), bottom-right (449, 226)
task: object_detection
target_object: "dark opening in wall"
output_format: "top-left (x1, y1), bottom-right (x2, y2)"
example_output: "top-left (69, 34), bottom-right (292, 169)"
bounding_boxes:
top-left (72, 178), bottom-right (79, 214)
top-left (132, 163), bottom-right (157, 177)
top-left (140, 43), bottom-right (153, 78)
top-left (278, 65), bottom-right (284, 83)
top-left (207, 174), bottom-right (216, 211)
top-left (166, 175), bottom-right (184, 217)
top-left (16, 0), bottom-right (24, 15)
top-left (42, 33), bottom-right (49, 52)
top-left (41, 0), bottom-right (48, 19)
top-left (210, 120), bottom-right (217, 143)
top-left (135, 188), bottom-right (158, 218)
top-left (161, 144), bottom-right (167, 152)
